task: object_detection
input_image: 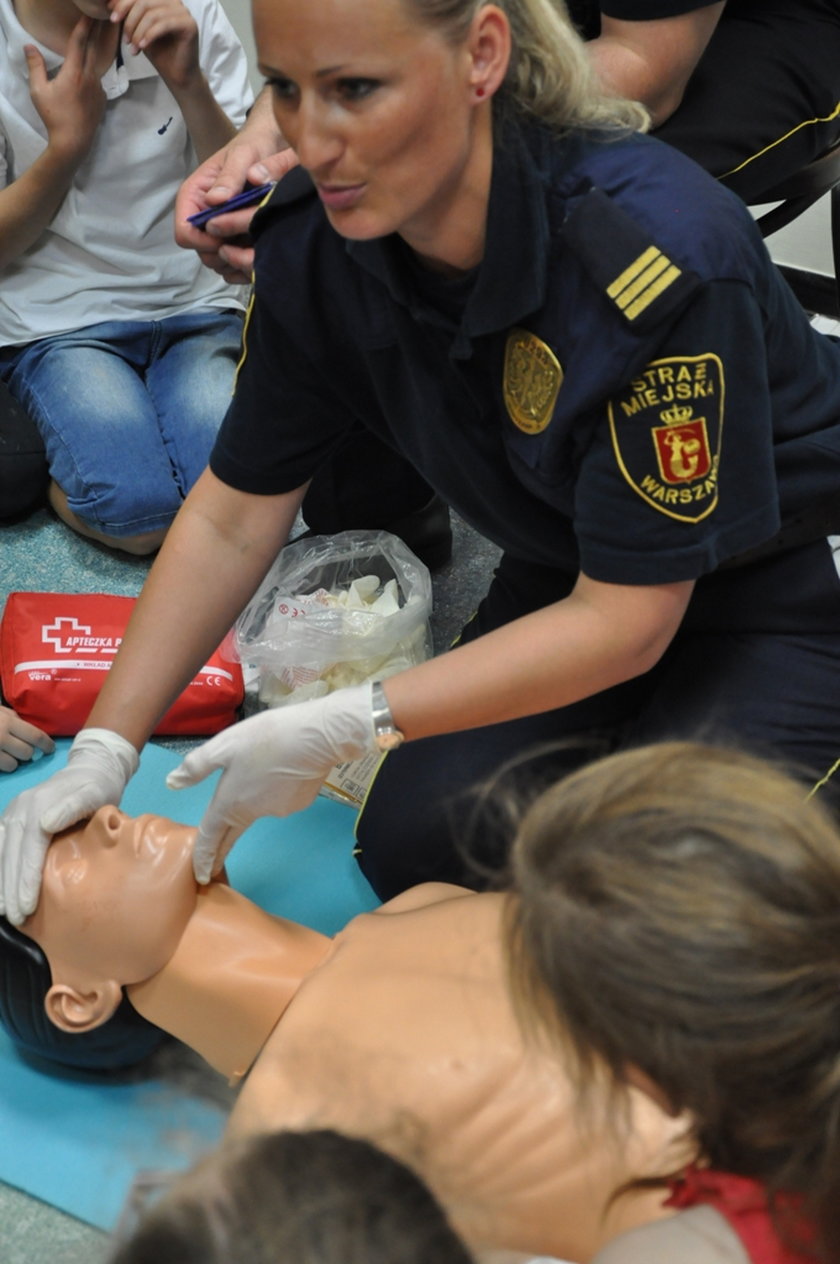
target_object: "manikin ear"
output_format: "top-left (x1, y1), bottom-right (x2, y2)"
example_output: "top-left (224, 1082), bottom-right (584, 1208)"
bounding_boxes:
top-left (466, 5), bottom-right (511, 101)
top-left (44, 979), bottom-right (123, 1033)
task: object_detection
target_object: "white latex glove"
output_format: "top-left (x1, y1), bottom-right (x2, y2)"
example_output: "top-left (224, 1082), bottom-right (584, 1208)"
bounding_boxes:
top-left (166, 682), bottom-right (378, 884)
top-left (0, 728), bottom-right (139, 925)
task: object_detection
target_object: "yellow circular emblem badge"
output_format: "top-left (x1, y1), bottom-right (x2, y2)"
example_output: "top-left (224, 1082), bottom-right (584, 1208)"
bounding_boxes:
top-left (503, 329), bottom-right (563, 435)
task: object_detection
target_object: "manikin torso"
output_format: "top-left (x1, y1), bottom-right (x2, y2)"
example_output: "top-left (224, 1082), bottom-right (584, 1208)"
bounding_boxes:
top-left (221, 884), bottom-right (697, 1262)
top-left (28, 810), bottom-right (696, 1264)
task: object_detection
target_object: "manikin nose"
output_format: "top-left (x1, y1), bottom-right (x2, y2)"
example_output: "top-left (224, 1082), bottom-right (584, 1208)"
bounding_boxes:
top-left (92, 804), bottom-right (123, 845)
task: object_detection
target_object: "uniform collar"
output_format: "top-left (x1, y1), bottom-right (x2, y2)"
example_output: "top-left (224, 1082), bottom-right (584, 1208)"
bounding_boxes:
top-left (347, 116), bottom-right (553, 358)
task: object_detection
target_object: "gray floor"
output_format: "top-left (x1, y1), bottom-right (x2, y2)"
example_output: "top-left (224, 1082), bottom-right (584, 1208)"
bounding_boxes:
top-left (0, 503), bottom-right (498, 652)
top-left (0, 502), bottom-right (500, 1262)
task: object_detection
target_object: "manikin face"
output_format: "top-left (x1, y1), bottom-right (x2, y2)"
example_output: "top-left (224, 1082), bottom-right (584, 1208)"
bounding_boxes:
top-left (252, 0), bottom-right (507, 267)
top-left (24, 806), bottom-right (199, 990)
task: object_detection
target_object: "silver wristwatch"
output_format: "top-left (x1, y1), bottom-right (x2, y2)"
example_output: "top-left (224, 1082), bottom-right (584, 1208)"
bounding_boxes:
top-left (371, 680), bottom-right (405, 752)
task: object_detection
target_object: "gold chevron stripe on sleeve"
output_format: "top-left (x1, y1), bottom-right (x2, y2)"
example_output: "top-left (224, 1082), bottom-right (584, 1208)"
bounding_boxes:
top-left (623, 264), bottom-right (682, 320)
top-left (606, 246), bottom-right (682, 321)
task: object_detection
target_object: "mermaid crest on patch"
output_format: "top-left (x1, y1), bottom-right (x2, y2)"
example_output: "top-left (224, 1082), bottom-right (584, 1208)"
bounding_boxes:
top-left (608, 354), bottom-right (724, 523)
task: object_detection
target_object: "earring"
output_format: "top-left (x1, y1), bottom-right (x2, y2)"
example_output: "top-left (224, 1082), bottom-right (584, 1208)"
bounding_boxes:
top-left (475, 85), bottom-right (486, 98)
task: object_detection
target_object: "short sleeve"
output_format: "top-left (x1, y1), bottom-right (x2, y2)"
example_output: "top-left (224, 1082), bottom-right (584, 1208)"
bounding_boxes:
top-left (573, 278), bottom-right (781, 584)
top-left (591, 1206), bottom-right (750, 1263)
top-left (600, 0), bottom-right (714, 19)
top-left (191, 0), bottom-right (253, 128)
top-left (210, 274), bottom-right (358, 495)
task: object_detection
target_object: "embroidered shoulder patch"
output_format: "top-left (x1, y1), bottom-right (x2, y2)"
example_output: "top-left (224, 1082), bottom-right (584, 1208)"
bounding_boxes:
top-left (504, 329), bottom-right (563, 435)
top-left (607, 354), bottom-right (724, 522)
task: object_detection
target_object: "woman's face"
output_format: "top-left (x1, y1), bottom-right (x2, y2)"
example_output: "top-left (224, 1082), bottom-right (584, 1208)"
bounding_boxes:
top-left (24, 807), bottom-right (198, 987)
top-left (252, 0), bottom-right (501, 267)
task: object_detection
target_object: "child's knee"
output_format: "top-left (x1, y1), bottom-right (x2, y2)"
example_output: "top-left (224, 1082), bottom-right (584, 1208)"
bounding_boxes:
top-left (48, 480), bottom-right (176, 551)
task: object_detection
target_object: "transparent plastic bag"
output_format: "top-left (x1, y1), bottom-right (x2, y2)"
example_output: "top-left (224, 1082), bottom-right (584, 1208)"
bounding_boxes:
top-left (234, 530), bottom-right (433, 709)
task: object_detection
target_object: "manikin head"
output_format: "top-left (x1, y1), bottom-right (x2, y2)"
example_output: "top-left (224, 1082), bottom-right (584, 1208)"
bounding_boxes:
top-left (0, 807), bottom-right (198, 1069)
top-left (22, 806), bottom-right (199, 1035)
top-left (3, 806), bottom-right (334, 1082)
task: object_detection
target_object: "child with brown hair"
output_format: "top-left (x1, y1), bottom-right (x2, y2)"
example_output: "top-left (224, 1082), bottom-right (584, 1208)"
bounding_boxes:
top-left (509, 740), bottom-right (840, 1263)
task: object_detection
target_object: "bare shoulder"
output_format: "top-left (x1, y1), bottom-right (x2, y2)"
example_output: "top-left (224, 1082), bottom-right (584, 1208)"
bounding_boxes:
top-left (592, 1207), bottom-right (749, 1264)
top-left (374, 882), bottom-right (480, 916)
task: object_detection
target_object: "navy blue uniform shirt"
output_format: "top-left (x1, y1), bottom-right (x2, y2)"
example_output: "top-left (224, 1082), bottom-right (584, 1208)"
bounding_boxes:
top-left (567, 0), bottom-right (760, 39)
top-left (211, 119), bottom-right (840, 630)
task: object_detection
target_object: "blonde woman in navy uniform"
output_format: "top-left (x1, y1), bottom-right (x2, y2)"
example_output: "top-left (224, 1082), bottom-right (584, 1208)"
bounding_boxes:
top-left (4, 0), bottom-right (840, 921)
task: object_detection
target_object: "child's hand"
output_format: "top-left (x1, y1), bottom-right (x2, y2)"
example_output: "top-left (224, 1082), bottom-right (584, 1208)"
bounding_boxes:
top-left (0, 706), bottom-right (55, 774)
top-left (110, 0), bottom-right (200, 93)
top-left (24, 16), bottom-right (109, 163)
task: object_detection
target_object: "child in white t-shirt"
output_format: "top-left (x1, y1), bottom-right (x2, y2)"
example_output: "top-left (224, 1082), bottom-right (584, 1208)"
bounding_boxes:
top-left (0, 0), bottom-right (252, 552)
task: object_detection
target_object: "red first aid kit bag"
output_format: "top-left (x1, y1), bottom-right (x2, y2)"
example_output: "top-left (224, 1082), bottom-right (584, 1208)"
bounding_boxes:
top-left (0, 592), bottom-right (243, 737)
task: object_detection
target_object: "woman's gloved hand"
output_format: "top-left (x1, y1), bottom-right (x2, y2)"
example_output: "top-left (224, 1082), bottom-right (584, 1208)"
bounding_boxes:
top-left (167, 682), bottom-right (379, 884)
top-left (0, 728), bottom-right (139, 925)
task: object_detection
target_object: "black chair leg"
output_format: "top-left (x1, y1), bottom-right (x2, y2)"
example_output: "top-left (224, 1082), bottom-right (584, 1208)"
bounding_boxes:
top-left (830, 182), bottom-right (840, 317)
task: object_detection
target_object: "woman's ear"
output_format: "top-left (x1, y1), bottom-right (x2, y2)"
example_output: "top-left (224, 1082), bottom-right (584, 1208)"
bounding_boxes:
top-left (625, 1063), bottom-right (679, 1116)
top-left (467, 4), bottom-right (511, 101)
top-left (44, 980), bottom-right (123, 1033)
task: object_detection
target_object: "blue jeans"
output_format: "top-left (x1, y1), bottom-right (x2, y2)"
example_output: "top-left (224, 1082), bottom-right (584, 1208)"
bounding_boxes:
top-left (0, 309), bottom-right (243, 537)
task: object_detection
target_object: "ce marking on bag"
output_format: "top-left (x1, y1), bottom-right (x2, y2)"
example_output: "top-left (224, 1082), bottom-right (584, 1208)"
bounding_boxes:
top-left (197, 667), bottom-right (237, 688)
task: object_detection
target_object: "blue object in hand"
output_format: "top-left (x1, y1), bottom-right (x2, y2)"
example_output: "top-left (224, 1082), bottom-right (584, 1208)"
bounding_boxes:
top-left (187, 182), bottom-right (274, 228)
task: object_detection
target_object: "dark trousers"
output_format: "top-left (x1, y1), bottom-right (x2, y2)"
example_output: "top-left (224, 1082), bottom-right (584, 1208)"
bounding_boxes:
top-left (0, 379), bottom-right (47, 522)
top-left (301, 426), bottom-right (434, 535)
top-left (655, 0), bottom-right (840, 200)
top-left (355, 546), bottom-right (840, 900)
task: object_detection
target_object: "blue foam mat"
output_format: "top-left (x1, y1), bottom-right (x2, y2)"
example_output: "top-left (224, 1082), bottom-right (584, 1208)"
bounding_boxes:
top-left (0, 740), bottom-right (378, 1230)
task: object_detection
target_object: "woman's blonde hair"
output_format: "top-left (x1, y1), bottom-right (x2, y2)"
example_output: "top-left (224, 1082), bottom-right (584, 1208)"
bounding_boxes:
top-left (406, 0), bottom-right (648, 134)
top-left (506, 741), bottom-right (840, 1262)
